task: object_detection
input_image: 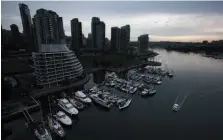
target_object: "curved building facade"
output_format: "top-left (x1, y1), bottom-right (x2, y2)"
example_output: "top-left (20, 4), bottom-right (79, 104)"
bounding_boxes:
top-left (32, 44), bottom-right (83, 87)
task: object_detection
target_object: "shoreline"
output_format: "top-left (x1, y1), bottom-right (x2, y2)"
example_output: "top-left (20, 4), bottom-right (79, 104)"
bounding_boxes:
top-left (162, 48), bottom-right (223, 60)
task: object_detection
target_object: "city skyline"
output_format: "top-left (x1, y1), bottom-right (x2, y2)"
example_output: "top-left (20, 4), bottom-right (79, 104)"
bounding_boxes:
top-left (2, 1), bottom-right (223, 42)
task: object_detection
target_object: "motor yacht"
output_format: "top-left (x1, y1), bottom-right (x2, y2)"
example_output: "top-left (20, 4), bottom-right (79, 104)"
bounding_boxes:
top-left (118, 99), bottom-right (132, 110)
top-left (148, 88), bottom-right (156, 95)
top-left (172, 104), bottom-right (179, 111)
top-left (68, 97), bottom-right (85, 110)
top-left (58, 98), bottom-right (78, 116)
top-left (90, 93), bottom-right (113, 109)
top-left (53, 111), bottom-right (72, 126)
top-left (129, 86), bottom-right (137, 94)
top-left (167, 71), bottom-right (174, 78)
top-left (74, 91), bottom-right (92, 103)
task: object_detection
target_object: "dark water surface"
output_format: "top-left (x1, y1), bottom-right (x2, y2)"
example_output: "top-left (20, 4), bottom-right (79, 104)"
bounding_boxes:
top-left (6, 49), bottom-right (223, 140)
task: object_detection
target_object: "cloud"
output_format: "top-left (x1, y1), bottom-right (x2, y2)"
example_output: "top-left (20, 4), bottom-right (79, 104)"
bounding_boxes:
top-left (152, 35), bottom-right (223, 42)
top-left (2, 1), bottom-right (223, 42)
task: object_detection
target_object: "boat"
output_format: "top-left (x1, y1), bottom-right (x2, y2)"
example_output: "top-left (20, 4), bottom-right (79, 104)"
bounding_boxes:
top-left (106, 94), bottom-right (118, 103)
top-left (143, 78), bottom-right (152, 84)
top-left (74, 91), bottom-right (92, 103)
top-left (26, 121), bottom-right (52, 140)
top-left (105, 82), bottom-right (110, 86)
top-left (58, 98), bottom-right (79, 116)
top-left (138, 83), bottom-right (144, 89)
top-left (167, 71), bottom-right (174, 78)
top-left (90, 93), bottom-right (113, 109)
top-left (53, 111), bottom-right (72, 126)
top-left (160, 71), bottom-right (167, 76)
top-left (148, 88), bottom-right (156, 95)
top-left (140, 89), bottom-right (149, 96)
top-left (110, 81), bottom-right (115, 87)
top-left (172, 104), bottom-right (179, 111)
top-left (129, 87), bottom-right (137, 94)
top-left (156, 80), bottom-right (162, 85)
top-left (118, 99), bottom-right (132, 110)
top-left (47, 116), bottom-right (65, 137)
top-left (141, 87), bottom-right (156, 96)
top-left (68, 97), bottom-right (85, 110)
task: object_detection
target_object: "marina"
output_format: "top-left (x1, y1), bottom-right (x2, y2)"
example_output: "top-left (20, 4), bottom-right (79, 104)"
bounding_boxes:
top-left (4, 62), bottom-right (175, 139)
top-left (4, 49), bottom-right (223, 140)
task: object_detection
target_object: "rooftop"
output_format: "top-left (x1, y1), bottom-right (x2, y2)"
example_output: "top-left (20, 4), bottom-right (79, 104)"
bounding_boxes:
top-left (39, 44), bottom-right (70, 53)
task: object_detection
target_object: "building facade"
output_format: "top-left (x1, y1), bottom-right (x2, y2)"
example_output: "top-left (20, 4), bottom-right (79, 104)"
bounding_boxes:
top-left (19, 3), bottom-right (33, 41)
top-left (71, 18), bottom-right (83, 51)
top-left (32, 44), bottom-right (84, 87)
top-left (138, 34), bottom-right (149, 53)
top-left (96, 21), bottom-right (105, 50)
top-left (111, 27), bottom-right (120, 52)
top-left (33, 9), bottom-right (65, 50)
top-left (58, 17), bottom-right (65, 42)
top-left (119, 25), bottom-right (130, 52)
top-left (91, 17), bottom-right (100, 48)
top-left (91, 17), bottom-right (105, 50)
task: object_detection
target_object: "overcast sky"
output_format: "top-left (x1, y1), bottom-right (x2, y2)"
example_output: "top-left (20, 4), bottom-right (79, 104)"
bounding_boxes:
top-left (2, 1), bottom-right (223, 42)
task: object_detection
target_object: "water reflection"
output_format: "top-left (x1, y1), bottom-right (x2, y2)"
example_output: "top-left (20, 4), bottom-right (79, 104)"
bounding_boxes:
top-left (92, 70), bottom-right (128, 85)
top-left (92, 70), bottom-right (105, 84)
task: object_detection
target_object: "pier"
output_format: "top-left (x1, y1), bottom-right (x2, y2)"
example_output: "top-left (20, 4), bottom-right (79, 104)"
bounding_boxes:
top-left (2, 96), bottom-right (41, 123)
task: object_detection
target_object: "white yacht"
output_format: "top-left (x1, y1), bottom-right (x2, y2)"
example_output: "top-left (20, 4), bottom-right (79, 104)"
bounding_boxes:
top-left (172, 104), bottom-right (179, 112)
top-left (53, 111), bottom-right (72, 126)
top-left (167, 71), bottom-right (174, 77)
top-left (140, 89), bottom-right (149, 96)
top-left (141, 88), bottom-right (156, 96)
top-left (74, 91), bottom-right (92, 103)
top-left (129, 87), bottom-right (137, 94)
top-left (69, 97), bottom-right (85, 110)
top-left (168, 73), bottom-right (174, 77)
top-left (90, 93), bottom-right (113, 109)
top-left (148, 88), bottom-right (156, 95)
top-left (47, 116), bottom-right (65, 137)
top-left (156, 80), bottom-right (162, 85)
top-left (118, 99), bottom-right (132, 110)
top-left (58, 98), bottom-right (79, 116)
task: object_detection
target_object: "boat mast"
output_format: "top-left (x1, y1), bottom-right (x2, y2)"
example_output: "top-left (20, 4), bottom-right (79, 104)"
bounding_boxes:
top-left (48, 95), bottom-right (52, 117)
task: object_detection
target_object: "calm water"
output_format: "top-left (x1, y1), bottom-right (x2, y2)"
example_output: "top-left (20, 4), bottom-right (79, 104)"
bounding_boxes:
top-left (6, 49), bottom-right (223, 140)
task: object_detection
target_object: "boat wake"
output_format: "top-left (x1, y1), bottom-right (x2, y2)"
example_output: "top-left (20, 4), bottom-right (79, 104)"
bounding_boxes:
top-left (173, 92), bottom-right (190, 111)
